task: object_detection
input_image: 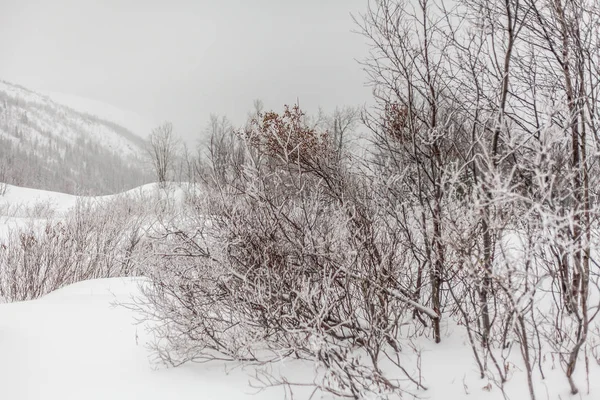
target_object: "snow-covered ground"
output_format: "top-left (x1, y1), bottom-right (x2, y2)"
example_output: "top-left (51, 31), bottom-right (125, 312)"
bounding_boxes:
top-left (0, 278), bottom-right (293, 400)
top-left (0, 182), bottom-right (190, 217)
top-left (0, 184), bottom-right (598, 399)
top-left (0, 185), bottom-right (79, 215)
top-left (0, 276), bottom-right (596, 400)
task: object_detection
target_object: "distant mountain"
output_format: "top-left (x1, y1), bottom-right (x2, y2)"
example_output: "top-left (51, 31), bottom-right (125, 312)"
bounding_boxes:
top-left (0, 80), bottom-right (153, 195)
top-left (42, 91), bottom-right (159, 140)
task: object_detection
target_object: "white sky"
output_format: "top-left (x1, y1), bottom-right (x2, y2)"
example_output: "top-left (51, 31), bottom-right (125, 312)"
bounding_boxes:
top-left (0, 0), bottom-right (372, 142)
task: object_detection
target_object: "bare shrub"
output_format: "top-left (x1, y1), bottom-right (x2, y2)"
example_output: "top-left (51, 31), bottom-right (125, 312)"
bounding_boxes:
top-left (137, 0), bottom-right (600, 398)
top-left (138, 105), bottom-right (438, 398)
top-left (0, 195), bottom-right (150, 302)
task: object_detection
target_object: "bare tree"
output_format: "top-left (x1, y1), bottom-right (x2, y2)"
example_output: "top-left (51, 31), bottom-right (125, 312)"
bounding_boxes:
top-left (137, 0), bottom-right (600, 398)
top-left (139, 105), bottom-right (436, 398)
top-left (148, 122), bottom-right (178, 188)
top-left (0, 161), bottom-right (7, 196)
top-left (356, 0), bottom-right (600, 396)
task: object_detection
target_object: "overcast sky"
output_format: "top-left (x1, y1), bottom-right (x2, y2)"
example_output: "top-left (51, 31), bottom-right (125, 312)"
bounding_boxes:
top-left (0, 0), bottom-right (372, 142)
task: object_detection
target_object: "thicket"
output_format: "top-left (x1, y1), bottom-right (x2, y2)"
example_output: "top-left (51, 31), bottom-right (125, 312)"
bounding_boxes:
top-left (139, 0), bottom-right (600, 398)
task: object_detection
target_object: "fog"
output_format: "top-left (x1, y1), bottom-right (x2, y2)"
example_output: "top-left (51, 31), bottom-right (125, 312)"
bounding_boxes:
top-left (0, 0), bottom-right (371, 142)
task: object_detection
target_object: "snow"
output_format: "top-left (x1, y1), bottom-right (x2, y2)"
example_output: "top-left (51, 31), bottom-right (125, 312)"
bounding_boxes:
top-left (0, 184), bottom-right (78, 214)
top-left (0, 182), bottom-right (190, 217)
top-left (0, 80), bottom-right (148, 160)
top-left (0, 278), bottom-right (289, 400)
top-left (1, 183), bottom-right (599, 399)
top-left (0, 276), bottom-right (596, 400)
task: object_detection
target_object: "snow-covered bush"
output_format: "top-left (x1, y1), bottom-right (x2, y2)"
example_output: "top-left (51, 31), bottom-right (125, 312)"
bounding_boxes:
top-left (139, 106), bottom-right (437, 398)
top-left (139, 0), bottom-right (600, 398)
top-left (0, 195), bottom-right (151, 301)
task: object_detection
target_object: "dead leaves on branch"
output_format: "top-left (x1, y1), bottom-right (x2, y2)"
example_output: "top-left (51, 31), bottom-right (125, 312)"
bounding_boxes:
top-left (243, 104), bottom-right (335, 168)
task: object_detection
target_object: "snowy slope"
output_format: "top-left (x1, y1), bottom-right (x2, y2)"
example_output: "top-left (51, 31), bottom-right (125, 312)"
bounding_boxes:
top-left (0, 183), bottom-right (191, 238)
top-left (0, 182), bottom-right (188, 216)
top-left (0, 80), bottom-right (152, 195)
top-left (0, 184), bottom-right (78, 215)
top-left (0, 80), bottom-right (147, 158)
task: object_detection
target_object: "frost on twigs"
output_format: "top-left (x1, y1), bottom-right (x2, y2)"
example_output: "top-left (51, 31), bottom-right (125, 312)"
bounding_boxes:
top-left (138, 0), bottom-right (600, 397)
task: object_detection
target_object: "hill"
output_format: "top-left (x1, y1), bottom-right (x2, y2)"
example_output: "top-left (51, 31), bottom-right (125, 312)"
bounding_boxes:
top-left (0, 80), bottom-right (153, 195)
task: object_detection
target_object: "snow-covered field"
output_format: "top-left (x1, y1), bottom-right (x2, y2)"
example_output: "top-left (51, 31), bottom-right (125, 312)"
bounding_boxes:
top-left (0, 182), bottom-right (191, 220)
top-left (0, 184), bottom-right (598, 399)
top-left (0, 277), bottom-right (597, 400)
top-left (0, 278), bottom-right (292, 400)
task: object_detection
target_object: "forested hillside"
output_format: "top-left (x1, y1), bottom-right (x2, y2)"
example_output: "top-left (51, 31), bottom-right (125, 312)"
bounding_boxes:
top-left (0, 81), bottom-right (152, 195)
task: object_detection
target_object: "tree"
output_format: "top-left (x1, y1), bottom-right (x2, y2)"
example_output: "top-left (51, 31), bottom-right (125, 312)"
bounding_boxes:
top-left (148, 122), bottom-right (178, 188)
top-left (139, 0), bottom-right (600, 398)
top-left (140, 105), bottom-right (438, 398)
top-left (356, 0), bottom-right (600, 396)
top-left (0, 162), bottom-right (7, 196)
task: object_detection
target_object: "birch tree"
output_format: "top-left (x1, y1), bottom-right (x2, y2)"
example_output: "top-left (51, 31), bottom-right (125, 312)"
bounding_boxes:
top-left (148, 122), bottom-right (178, 188)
